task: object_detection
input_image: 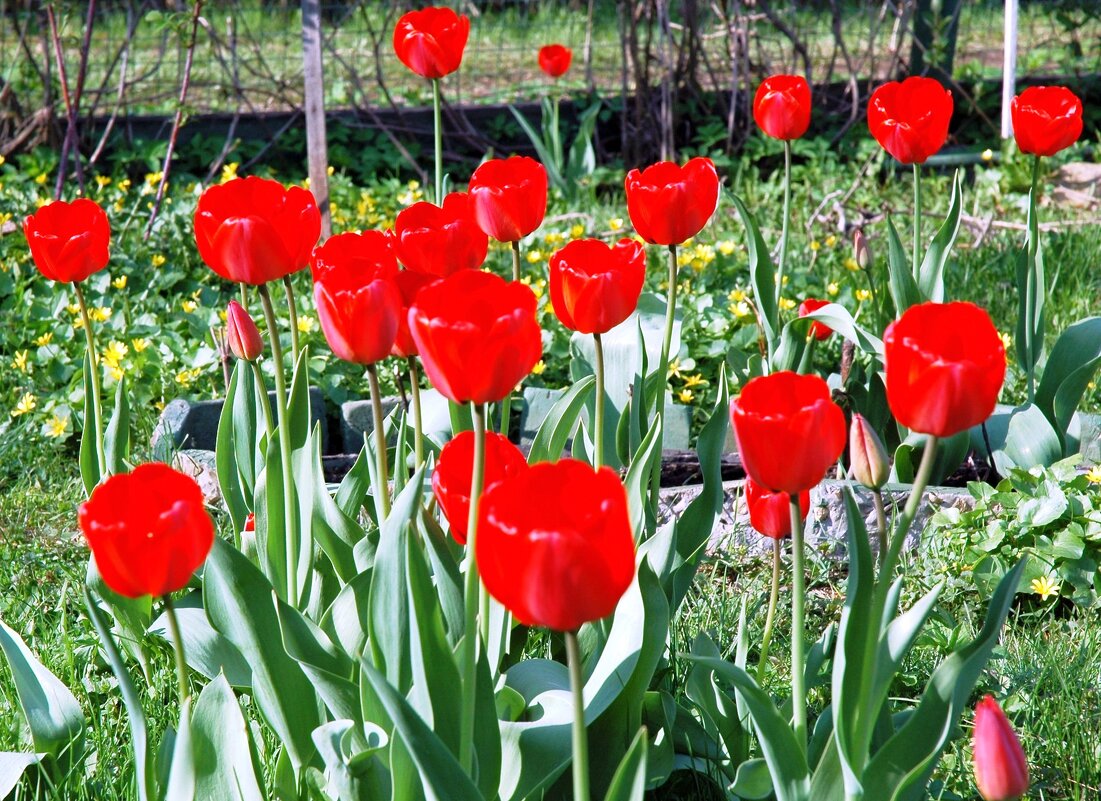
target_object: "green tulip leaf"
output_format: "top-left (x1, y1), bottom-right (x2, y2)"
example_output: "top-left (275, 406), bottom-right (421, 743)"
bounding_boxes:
top-left (191, 675), bottom-right (265, 801)
top-left (0, 752), bottom-right (42, 798)
top-left (729, 192), bottom-right (778, 353)
top-left (104, 375), bottom-right (130, 475)
top-left (603, 727), bottom-right (649, 801)
top-left (528, 374), bottom-right (595, 465)
top-left (885, 216), bottom-right (921, 315)
top-left (216, 363), bottom-right (250, 537)
top-left (915, 169), bottom-right (962, 302)
top-left (78, 352), bottom-right (100, 496)
top-left (161, 698), bottom-right (195, 801)
top-left (1014, 187), bottom-right (1046, 377)
top-left (149, 592), bottom-right (252, 689)
top-left (1036, 316), bottom-right (1101, 444)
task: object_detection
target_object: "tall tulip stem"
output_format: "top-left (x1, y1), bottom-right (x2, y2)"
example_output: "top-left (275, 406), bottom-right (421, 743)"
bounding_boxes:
top-left (367, 364), bottom-right (391, 519)
top-left (872, 489), bottom-right (888, 571)
top-left (500, 241), bottom-right (524, 438)
top-left (408, 357), bottom-right (425, 468)
top-left (249, 361), bottom-right (277, 439)
top-left (776, 140), bottom-right (792, 309)
top-left (258, 283), bottom-right (299, 607)
top-left (789, 496), bottom-right (807, 752)
top-left (755, 536), bottom-right (783, 684)
top-left (1024, 154), bottom-right (1042, 403)
top-left (163, 595), bottom-right (190, 706)
top-left (511, 240), bottom-right (522, 282)
top-left (650, 244), bottom-right (680, 508)
top-left (912, 163), bottom-right (922, 277)
top-left (282, 276), bottom-right (300, 363)
top-left (593, 333), bottom-right (606, 469)
top-left (73, 282), bottom-right (107, 478)
top-left (878, 436), bottom-right (938, 587)
top-left (458, 403), bottom-right (487, 775)
top-left (566, 630), bottom-right (591, 801)
top-left (432, 78), bottom-right (444, 204)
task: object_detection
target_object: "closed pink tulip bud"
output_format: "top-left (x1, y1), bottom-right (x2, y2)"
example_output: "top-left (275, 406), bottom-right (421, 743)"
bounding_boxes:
top-left (973, 695), bottom-right (1029, 801)
top-left (226, 300), bottom-right (263, 361)
top-left (849, 413), bottom-right (889, 490)
top-left (853, 229), bottom-right (871, 269)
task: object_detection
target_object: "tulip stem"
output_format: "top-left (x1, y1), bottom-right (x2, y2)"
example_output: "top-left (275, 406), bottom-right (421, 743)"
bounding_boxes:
top-left (650, 244), bottom-right (679, 510)
top-left (776, 140), bottom-right (792, 310)
top-left (593, 333), bottom-right (606, 469)
top-left (1024, 154), bottom-right (1042, 403)
top-left (912, 163), bottom-right (922, 277)
top-left (756, 536), bottom-right (783, 684)
top-left (433, 78), bottom-right (444, 204)
top-left (163, 595), bottom-right (190, 706)
top-left (258, 283), bottom-right (299, 607)
top-left (458, 403), bottom-right (487, 776)
top-left (282, 276), bottom-right (300, 364)
top-left (73, 282), bottom-right (107, 479)
top-left (789, 496), bottom-right (807, 753)
top-left (250, 361), bottom-right (276, 440)
top-left (879, 436), bottom-right (938, 588)
top-left (511, 240), bottom-right (522, 282)
top-left (239, 283), bottom-right (248, 311)
top-left (407, 357), bottom-right (425, 469)
top-left (566, 630), bottom-right (591, 801)
top-left (367, 365), bottom-right (391, 519)
top-left (872, 489), bottom-right (888, 572)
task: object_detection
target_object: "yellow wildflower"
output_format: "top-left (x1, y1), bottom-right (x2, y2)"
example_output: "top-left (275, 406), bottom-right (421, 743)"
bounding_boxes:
top-left (668, 358), bottom-right (684, 379)
top-left (683, 374), bottom-right (706, 389)
top-left (221, 162), bottom-right (239, 183)
top-left (999, 331), bottom-right (1012, 353)
top-left (779, 298), bottom-right (797, 311)
top-left (531, 360), bottom-right (547, 376)
top-left (809, 240), bottom-right (821, 252)
top-left (34, 333), bottom-right (53, 347)
top-left (607, 218), bottom-right (623, 232)
top-left (717, 240), bottom-right (736, 256)
top-left (102, 341), bottom-right (128, 368)
top-left (67, 304), bottom-right (81, 316)
top-left (1085, 466), bottom-right (1101, 485)
top-left (181, 300), bottom-right (198, 314)
top-left (107, 364), bottom-right (124, 381)
top-left (677, 389), bottom-right (694, 404)
top-left (36, 196), bottom-right (50, 208)
top-left (90, 307), bottom-right (112, 322)
top-left (855, 289), bottom-right (872, 302)
top-left (981, 149), bottom-right (994, 163)
top-left (827, 282), bottom-right (840, 297)
top-left (728, 288), bottom-right (747, 303)
top-left (175, 367), bottom-right (202, 386)
top-left (152, 254), bottom-right (166, 268)
top-left (677, 250), bottom-right (693, 268)
top-left (730, 301), bottom-right (752, 318)
top-left (45, 415), bottom-right (68, 439)
top-left (12, 393), bottom-right (36, 417)
top-left (12, 350), bottom-right (28, 372)
top-left (844, 257), bottom-right (861, 272)
top-left (825, 235), bottom-right (837, 248)
top-left (526, 250), bottom-right (544, 264)
top-left (297, 315), bottom-right (316, 334)
top-left (570, 224), bottom-right (585, 239)
top-left (131, 337), bottom-right (149, 353)
top-left (117, 178), bottom-right (131, 193)
top-left (35, 173), bottom-right (48, 185)
top-left (543, 231), bottom-right (564, 246)
top-left (145, 171), bottom-right (164, 187)
top-left (95, 175), bottom-right (112, 188)
top-left (327, 165), bottom-right (335, 176)
top-left (1030, 575), bottom-right (1059, 601)
top-left (112, 275), bottom-right (128, 290)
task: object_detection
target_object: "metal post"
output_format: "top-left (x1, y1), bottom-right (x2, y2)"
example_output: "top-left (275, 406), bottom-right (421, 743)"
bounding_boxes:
top-left (301, 0), bottom-right (331, 239)
top-left (1001, 0), bottom-right (1018, 139)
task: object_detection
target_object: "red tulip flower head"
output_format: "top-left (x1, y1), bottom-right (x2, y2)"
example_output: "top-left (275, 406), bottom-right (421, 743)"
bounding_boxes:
top-left (467, 156), bottom-right (549, 243)
top-left (868, 77), bottom-right (953, 165)
top-left (798, 298), bottom-right (833, 341)
top-left (225, 300), bottom-right (264, 361)
top-left (433, 430), bottom-right (527, 545)
top-left (753, 74), bottom-right (812, 141)
top-left (538, 44), bottom-right (572, 79)
top-left (392, 192), bottom-right (488, 276)
top-left (391, 270), bottom-right (439, 359)
top-left (23, 198), bottom-right (110, 284)
top-left (409, 270), bottom-right (542, 404)
top-left (1011, 85), bottom-right (1084, 158)
top-left (884, 301), bottom-right (1005, 438)
top-left (729, 371), bottom-right (846, 495)
top-left (311, 231), bottom-right (402, 366)
top-left (194, 176), bottom-right (321, 285)
top-left (78, 463), bottom-right (215, 598)
top-left (549, 238), bottom-right (646, 334)
top-left (625, 157), bottom-right (720, 246)
top-left (392, 6), bottom-right (470, 80)
top-left (477, 459), bottom-right (635, 632)
top-left (973, 695), bottom-right (1029, 801)
top-left (744, 477), bottom-right (810, 539)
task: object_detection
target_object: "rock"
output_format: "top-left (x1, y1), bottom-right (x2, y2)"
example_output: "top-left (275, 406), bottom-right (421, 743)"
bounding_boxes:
top-left (173, 449), bottom-right (222, 507)
top-left (338, 388), bottom-right (453, 453)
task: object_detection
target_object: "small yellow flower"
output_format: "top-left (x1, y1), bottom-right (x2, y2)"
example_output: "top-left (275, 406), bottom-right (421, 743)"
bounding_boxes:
top-left (45, 414), bottom-right (68, 439)
top-left (67, 304), bottom-right (81, 316)
top-left (1085, 466), bottom-right (1101, 485)
top-left (220, 163), bottom-right (239, 184)
top-left (152, 254), bottom-right (166, 268)
top-left (1030, 575), bottom-right (1059, 601)
top-left (145, 171), bottom-right (164, 187)
top-left (0, 154), bottom-right (4, 166)
top-left (729, 301), bottom-right (752, 318)
top-left (543, 301), bottom-right (554, 316)
top-left (728, 288), bottom-right (747, 303)
top-left (95, 175), bottom-right (112, 188)
top-left (35, 196), bottom-right (50, 208)
top-left (112, 275), bottom-right (128, 290)
top-left (570, 224), bottom-right (585, 238)
top-left (90, 307), bottom-right (112, 322)
top-left (809, 240), bottom-right (821, 252)
top-left (827, 282), bottom-right (840, 297)
top-left (107, 364), bottom-right (124, 381)
top-left (825, 235), bottom-right (837, 248)
top-left (12, 350), bottom-right (28, 372)
top-left (779, 298), bottom-right (797, 311)
top-left (677, 251), bottom-right (693, 268)
top-left (531, 360), bottom-right (547, 376)
top-left (526, 250), bottom-right (544, 264)
top-left (131, 337), bottom-right (150, 353)
top-left (668, 358), bottom-right (683, 379)
top-left (683, 374), bottom-right (706, 389)
top-left (327, 165), bottom-right (335, 176)
top-left (102, 340), bottom-right (128, 368)
top-left (35, 173), bottom-right (48, 185)
top-left (999, 331), bottom-right (1012, 353)
top-left (12, 393), bottom-right (36, 417)
top-left (844, 257), bottom-right (861, 272)
top-left (677, 389), bottom-right (694, 404)
top-left (607, 218), bottom-right (623, 232)
top-left (543, 231), bottom-right (564, 246)
top-left (181, 300), bottom-right (198, 313)
top-left (34, 333), bottom-right (53, 347)
top-left (117, 178), bottom-right (131, 193)
top-left (981, 148), bottom-right (994, 162)
top-left (717, 240), bottom-right (736, 256)
top-left (855, 289), bottom-right (872, 302)
top-left (175, 367), bottom-right (202, 386)
top-left (297, 315), bottom-right (316, 334)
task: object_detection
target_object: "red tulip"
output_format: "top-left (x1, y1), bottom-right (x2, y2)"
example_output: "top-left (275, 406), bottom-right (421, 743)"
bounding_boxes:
top-left (867, 77), bottom-right (953, 165)
top-left (1011, 85), bottom-right (1084, 158)
top-left (391, 270), bottom-right (439, 359)
top-left (883, 301), bottom-right (1005, 438)
top-left (225, 300), bottom-right (264, 361)
top-left (798, 298), bottom-right (833, 341)
top-left (744, 477), bottom-right (810, 539)
top-left (476, 459), bottom-right (635, 632)
top-left (538, 44), bottom-right (572, 79)
top-left (624, 157), bottom-right (719, 246)
top-left (973, 695), bottom-right (1029, 801)
top-left (392, 6), bottom-right (470, 80)
top-left (408, 270), bottom-right (542, 404)
top-left (549, 238), bottom-right (646, 334)
top-left (729, 371), bottom-right (846, 495)
top-left (23, 198), bottom-right (110, 284)
top-left (310, 231), bottom-right (402, 366)
top-left (753, 74), bottom-right (812, 141)
top-left (78, 463), bottom-right (215, 598)
top-left (433, 430), bottom-right (527, 545)
top-left (467, 156), bottom-right (548, 243)
top-left (194, 176), bottom-right (320, 285)
top-left (392, 192), bottom-right (488, 276)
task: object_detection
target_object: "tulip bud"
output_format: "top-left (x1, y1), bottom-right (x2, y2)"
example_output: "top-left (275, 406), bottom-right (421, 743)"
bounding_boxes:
top-left (849, 413), bottom-right (889, 489)
top-left (973, 696), bottom-right (1029, 801)
top-left (225, 300), bottom-right (263, 361)
top-left (853, 230), bottom-right (871, 270)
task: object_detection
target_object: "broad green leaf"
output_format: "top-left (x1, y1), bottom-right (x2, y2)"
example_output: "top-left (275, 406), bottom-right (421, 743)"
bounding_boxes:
top-left (0, 752), bottom-right (41, 798)
top-left (190, 675), bottom-right (265, 801)
top-left (798, 303), bottom-right (885, 359)
top-left (311, 720), bottom-right (388, 801)
top-left (104, 375), bottom-right (130, 475)
top-left (730, 192), bottom-right (778, 353)
top-left (418, 510), bottom-right (465, 647)
top-left (528, 375), bottom-right (595, 465)
top-left (149, 592), bottom-right (252, 689)
top-left (334, 441), bottom-right (373, 519)
top-left (603, 727), bottom-right (649, 801)
top-left (302, 424), bottom-right (360, 582)
top-left (216, 364), bottom-right (250, 536)
top-left (162, 699), bottom-right (195, 801)
top-left (510, 104), bottom-right (566, 190)
top-left (729, 758), bottom-right (773, 799)
top-left (320, 570), bottom-right (374, 662)
top-left (915, 170), bottom-right (962, 302)
top-left (0, 619), bottom-right (85, 771)
top-left (1015, 188), bottom-right (1046, 377)
top-left (286, 346), bottom-right (313, 452)
top-left (624, 418), bottom-right (662, 541)
top-left (984, 403), bottom-right (1064, 475)
top-left (565, 100), bottom-right (602, 187)
top-left (78, 352), bottom-right (100, 495)
top-left (885, 216), bottom-right (921, 315)
top-left (1036, 317), bottom-right (1101, 443)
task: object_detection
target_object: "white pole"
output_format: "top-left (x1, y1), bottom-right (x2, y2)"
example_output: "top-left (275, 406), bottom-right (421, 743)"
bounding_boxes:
top-left (1001, 0), bottom-right (1019, 139)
